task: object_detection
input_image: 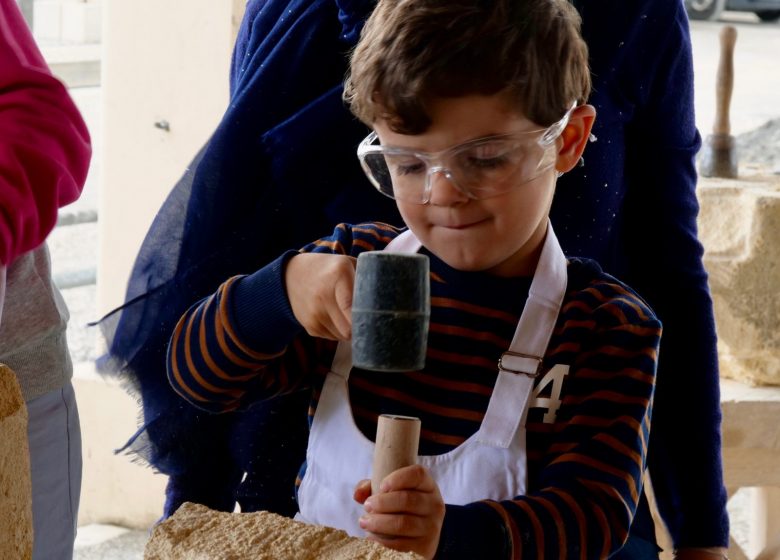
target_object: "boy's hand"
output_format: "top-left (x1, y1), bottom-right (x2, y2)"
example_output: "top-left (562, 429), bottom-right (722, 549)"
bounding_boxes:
top-left (284, 253), bottom-right (356, 341)
top-left (353, 465), bottom-right (445, 560)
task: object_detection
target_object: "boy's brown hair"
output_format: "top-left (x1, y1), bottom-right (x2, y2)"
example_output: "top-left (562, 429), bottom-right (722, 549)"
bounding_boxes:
top-left (344, 0), bottom-right (591, 134)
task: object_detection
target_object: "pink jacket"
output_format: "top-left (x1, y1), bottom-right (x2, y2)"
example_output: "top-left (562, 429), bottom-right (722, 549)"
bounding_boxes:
top-left (0, 0), bottom-right (91, 265)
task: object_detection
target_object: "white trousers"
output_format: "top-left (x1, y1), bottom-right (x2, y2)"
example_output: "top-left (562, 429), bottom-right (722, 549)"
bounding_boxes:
top-left (26, 381), bottom-right (82, 560)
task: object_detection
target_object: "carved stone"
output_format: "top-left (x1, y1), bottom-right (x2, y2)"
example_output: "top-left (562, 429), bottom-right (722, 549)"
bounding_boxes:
top-left (697, 173), bottom-right (780, 386)
top-left (145, 502), bottom-right (424, 560)
top-left (0, 364), bottom-right (33, 559)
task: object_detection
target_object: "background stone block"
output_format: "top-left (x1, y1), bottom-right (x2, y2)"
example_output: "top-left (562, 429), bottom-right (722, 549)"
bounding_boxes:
top-left (698, 173), bottom-right (780, 386)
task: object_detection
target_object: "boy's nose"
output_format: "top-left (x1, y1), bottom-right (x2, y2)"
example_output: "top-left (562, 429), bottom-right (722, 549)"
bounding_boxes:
top-left (426, 168), bottom-right (469, 206)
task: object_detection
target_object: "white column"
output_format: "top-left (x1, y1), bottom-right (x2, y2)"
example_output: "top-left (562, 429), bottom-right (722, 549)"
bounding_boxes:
top-left (98, 0), bottom-right (244, 315)
top-left (748, 487), bottom-right (780, 560)
top-left (86, 0), bottom-right (245, 529)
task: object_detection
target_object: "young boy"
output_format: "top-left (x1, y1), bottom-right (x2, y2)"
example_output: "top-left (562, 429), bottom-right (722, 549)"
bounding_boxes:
top-left (166, 1), bottom-right (661, 558)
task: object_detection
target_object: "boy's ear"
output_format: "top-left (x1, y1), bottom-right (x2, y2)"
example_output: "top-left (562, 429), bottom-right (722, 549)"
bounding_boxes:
top-left (555, 104), bottom-right (596, 174)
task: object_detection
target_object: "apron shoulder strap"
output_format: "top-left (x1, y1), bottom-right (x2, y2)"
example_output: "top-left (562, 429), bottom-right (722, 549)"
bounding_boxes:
top-left (477, 222), bottom-right (568, 448)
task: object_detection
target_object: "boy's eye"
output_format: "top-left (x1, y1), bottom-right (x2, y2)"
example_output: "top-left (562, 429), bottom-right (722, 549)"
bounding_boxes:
top-left (460, 144), bottom-right (512, 169)
top-left (467, 141), bottom-right (534, 167)
top-left (391, 157), bottom-right (426, 176)
top-left (465, 155), bottom-right (509, 170)
top-left (469, 142), bottom-right (509, 158)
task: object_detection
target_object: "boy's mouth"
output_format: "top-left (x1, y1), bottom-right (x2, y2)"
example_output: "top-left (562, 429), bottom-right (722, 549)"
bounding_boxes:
top-left (439, 218), bottom-right (488, 230)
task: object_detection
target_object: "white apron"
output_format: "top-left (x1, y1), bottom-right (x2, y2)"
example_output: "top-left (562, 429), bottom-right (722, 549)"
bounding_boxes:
top-left (296, 221), bottom-right (567, 537)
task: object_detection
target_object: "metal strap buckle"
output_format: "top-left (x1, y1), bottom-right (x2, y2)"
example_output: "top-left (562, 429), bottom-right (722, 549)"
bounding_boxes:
top-left (497, 351), bottom-right (543, 378)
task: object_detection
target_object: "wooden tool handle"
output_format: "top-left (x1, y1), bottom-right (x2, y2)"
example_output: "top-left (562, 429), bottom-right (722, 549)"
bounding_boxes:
top-left (372, 414), bottom-right (421, 495)
top-left (714, 25), bottom-right (737, 136)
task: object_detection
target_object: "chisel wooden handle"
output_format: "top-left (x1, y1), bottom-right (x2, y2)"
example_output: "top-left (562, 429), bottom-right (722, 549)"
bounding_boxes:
top-left (372, 414), bottom-right (421, 496)
top-left (714, 25), bottom-right (737, 136)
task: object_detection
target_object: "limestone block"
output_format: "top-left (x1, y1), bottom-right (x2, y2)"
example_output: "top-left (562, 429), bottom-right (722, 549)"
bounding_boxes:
top-left (720, 380), bottom-right (780, 488)
top-left (145, 502), bottom-right (424, 560)
top-left (697, 174), bottom-right (780, 386)
top-left (0, 364), bottom-right (33, 560)
top-left (719, 380), bottom-right (780, 559)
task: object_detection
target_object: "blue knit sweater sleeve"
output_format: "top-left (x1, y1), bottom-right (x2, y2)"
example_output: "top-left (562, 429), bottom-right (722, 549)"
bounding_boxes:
top-left (564, 0), bottom-right (729, 547)
top-left (621, 3), bottom-right (727, 547)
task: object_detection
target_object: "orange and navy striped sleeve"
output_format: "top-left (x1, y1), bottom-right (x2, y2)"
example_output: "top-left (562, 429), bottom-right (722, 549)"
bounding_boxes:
top-left (166, 222), bottom-right (401, 412)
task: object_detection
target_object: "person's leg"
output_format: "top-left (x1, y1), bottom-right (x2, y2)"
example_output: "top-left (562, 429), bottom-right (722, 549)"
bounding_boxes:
top-left (26, 381), bottom-right (83, 560)
top-left (0, 265), bottom-right (6, 323)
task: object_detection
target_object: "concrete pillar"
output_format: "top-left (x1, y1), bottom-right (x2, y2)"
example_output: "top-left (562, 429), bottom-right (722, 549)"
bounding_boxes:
top-left (748, 487), bottom-right (780, 560)
top-left (98, 0), bottom-right (245, 315)
top-left (87, 0), bottom-right (245, 529)
top-left (73, 365), bottom-right (167, 529)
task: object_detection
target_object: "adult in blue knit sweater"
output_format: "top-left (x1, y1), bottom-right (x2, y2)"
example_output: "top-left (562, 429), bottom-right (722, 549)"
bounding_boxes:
top-left (98, 0), bottom-right (728, 558)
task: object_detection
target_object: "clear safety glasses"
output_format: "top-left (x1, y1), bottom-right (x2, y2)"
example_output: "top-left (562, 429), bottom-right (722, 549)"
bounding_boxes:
top-left (357, 104), bottom-right (576, 204)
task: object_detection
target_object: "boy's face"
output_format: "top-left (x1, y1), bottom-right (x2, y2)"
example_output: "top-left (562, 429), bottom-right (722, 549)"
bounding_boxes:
top-left (373, 94), bottom-right (559, 277)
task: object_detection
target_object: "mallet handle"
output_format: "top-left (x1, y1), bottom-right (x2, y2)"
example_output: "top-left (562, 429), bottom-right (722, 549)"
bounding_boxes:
top-left (372, 415), bottom-right (421, 496)
top-left (714, 25), bottom-right (737, 136)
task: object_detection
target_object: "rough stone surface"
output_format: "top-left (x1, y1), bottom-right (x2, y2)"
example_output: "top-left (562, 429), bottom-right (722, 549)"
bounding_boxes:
top-left (720, 380), bottom-right (780, 492)
top-left (697, 172), bottom-right (780, 386)
top-left (144, 503), bottom-right (424, 560)
top-left (0, 364), bottom-right (33, 560)
top-left (737, 118), bottom-right (780, 170)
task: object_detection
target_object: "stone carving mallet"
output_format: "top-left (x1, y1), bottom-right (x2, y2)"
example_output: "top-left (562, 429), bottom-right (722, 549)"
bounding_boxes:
top-left (700, 25), bottom-right (738, 179)
top-left (352, 251), bottom-right (430, 373)
top-left (351, 251), bottom-right (429, 494)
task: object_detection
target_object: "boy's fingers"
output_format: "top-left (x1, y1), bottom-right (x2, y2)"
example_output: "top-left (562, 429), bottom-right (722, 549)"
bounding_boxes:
top-left (366, 489), bottom-right (441, 517)
top-left (353, 479), bottom-right (372, 504)
top-left (380, 465), bottom-right (436, 493)
top-left (309, 314), bottom-right (344, 341)
top-left (286, 253), bottom-right (356, 341)
top-left (331, 301), bottom-right (352, 340)
top-left (360, 512), bottom-right (429, 538)
top-left (333, 258), bottom-right (355, 339)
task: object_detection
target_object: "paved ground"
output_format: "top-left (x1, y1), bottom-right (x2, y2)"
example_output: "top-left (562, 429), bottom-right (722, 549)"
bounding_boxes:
top-left (44, 9), bottom-right (777, 559)
top-left (74, 525), bottom-right (147, 560)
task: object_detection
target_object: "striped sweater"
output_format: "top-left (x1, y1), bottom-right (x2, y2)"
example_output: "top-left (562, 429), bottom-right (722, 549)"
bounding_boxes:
top-left (167, 222), bottom-right (661, 559)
